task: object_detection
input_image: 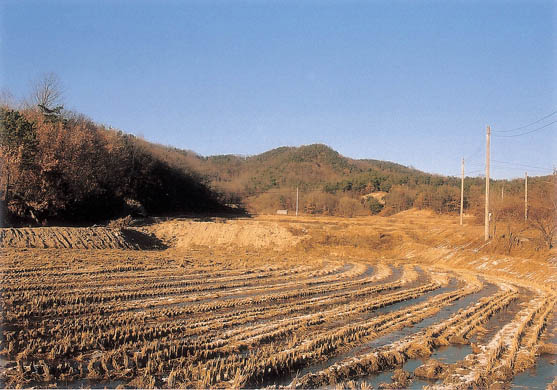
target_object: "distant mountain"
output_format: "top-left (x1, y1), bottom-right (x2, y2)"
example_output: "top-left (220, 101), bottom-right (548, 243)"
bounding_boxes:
top-left (3, 102), bottom-right (551, 223)
top-left (141, 143), bottom-right (466, 215)
top-left (101, 140), bottom-right (551, 217)
top-left (192, 143), bottom-right (458, 194)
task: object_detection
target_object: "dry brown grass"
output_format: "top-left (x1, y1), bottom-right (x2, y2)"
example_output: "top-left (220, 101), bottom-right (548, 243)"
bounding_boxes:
top-left (244, 210), bottom-right (554, 289)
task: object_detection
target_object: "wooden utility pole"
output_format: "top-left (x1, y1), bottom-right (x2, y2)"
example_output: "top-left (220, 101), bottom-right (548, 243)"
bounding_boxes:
top-left (296, 186), bottom-right (299, 217)
top-left (485, 126), bottom-right (490, 241)
top-left (554, 168), bottom-right (557, 199)
top-left (524, 172), bottom-right (528, 221)
top-left (460, 157), bottom-right (464, 226)
top-left (501, 186), bottom-right (504, 200)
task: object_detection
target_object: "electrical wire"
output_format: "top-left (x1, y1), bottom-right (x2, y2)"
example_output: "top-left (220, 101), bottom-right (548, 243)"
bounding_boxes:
top-left (489, 164), bottom-right (553, 174)
top-left (491, 159), bottom-right (555, 171)
top-left (465, 169), bottom-right (485, 175)
top-left (466, 162), bottom-right (485, 167)
top-left (492, 110), bottom-right (557, 133)
top-left (492, 120), bottom-right (557, 137)
top-left (463, 146), bottom-right (483, 163)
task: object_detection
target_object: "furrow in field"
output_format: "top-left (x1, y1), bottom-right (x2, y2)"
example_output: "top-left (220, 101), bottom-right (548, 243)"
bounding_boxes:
top-left (23, 263), bottom-right (397, 343)
top-left (154, 272), bottom-right (461, 388)
top-left (436, 291), bottom-right (556, 389)
top-left (288, 278), bottom-right (518, 388)
top-left (0, 263), bottom-right (316, 293)
top-left (11, 264), bottom-right (405, 360)
top-left (3, 262), bottom-right (391, 323)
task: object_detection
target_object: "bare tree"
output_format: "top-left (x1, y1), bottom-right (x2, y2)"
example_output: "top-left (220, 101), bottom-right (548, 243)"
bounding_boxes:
top-left (529, 204), bottom-right (556, 249)
top-left (0, 89), bottom-right (16, 108)
top-left (528, 179), bottom-right (556, 249)
top-left (30, 72), bottom-right (64, 110)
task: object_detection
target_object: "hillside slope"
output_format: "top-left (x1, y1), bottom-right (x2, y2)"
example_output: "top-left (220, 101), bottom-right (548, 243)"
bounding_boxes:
top-left (196, 144), bottom-right (452, 195)
top-left (3, 103), bottom-right (552, 224)
top-left (131, 142), bottom-right (553, 220)
top-left (181, 144), bottom-right (480, 215)
top-left (0, 107), bottom-right (233, 226)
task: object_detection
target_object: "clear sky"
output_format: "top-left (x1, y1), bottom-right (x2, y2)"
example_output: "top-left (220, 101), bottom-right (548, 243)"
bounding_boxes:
top-left (1, 0), bottom-right (555, 179)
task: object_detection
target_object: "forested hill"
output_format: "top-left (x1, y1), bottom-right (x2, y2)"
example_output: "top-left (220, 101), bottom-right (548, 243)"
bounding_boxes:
top-left (2, 104), bottom-right (551, 224)
top-left (172, 144), bottom-right (549, 218)
top-left (193, 144), bottom-right (458, 195)
top-left (138, 143), bottom-right (475, 216)
top-left (0, 107), bottom-right (232, 226)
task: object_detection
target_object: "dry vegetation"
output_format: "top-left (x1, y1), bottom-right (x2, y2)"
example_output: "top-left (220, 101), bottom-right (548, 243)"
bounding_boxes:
top-left (0, 210), bottom-right (554, 389)
top-left (0, 106), bottom-right (231, 226)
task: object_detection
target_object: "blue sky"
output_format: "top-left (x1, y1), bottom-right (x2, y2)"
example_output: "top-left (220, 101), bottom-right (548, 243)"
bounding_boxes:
top-left (1, 0), bottom-right (555, 179)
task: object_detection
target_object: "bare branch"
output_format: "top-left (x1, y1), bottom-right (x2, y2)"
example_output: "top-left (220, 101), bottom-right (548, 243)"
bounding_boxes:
top-left (30, 72), bottom-right (64, 109)
top-left (0, 89), bottom-right (16, 108)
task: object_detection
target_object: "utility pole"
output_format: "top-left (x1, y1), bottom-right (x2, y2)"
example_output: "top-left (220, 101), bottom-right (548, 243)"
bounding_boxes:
top-left (554, 168), bottom-right (557, 200)
top-left (524, 172), bottom-right (528, 222)
top-left (296, 186), bottom-right (299, 217)
top-left (501, 186), bottom-right (504, 200)
top-left (460, 157), bottom-right (464, 226)
top-left (485, 126), bottom-right (490, 241)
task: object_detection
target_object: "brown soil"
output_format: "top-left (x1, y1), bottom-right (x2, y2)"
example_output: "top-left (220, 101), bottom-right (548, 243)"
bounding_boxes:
top-left (139, 218), bottom-right (301, 250)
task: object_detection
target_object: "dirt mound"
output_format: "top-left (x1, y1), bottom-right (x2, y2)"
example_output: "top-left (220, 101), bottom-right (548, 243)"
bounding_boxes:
top-left (0, 227), bottom-right (164, 250)
top-left (142, 219), bottom-right (302, 250)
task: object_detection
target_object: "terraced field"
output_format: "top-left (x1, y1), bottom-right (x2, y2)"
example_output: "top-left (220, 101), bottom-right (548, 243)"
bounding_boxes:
top-left (0, 214), bottom-right (555, 389)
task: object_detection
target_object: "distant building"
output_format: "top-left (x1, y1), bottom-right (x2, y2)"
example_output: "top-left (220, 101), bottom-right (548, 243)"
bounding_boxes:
top-left (276, 209), bottom-right (288, 215)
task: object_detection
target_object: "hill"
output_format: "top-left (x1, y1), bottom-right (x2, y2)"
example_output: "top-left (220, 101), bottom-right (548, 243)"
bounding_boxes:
top-left (0, 107), bottom-right (234, 226)
top-left (106, 141), bottom-right (553, 223)
top-left (174, 144), bottom-right (476, 216)
top-left (201, 144), bottom-right (434, 194)
top-left (2, 104), bottom-right (553, 230)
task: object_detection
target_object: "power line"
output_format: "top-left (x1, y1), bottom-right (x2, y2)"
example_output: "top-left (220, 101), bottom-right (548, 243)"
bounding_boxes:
top-left (464, 146), bottom-right (483, 164)
top-left (466, 162), bottom-right (485, 168)
top-left (491, 159), bottom-right (555, 171)
top-left (455, 169), bottom-right (484, 176)
top-left (243, 189), bottom-right (299, 195)
top-left (492, 110), bottom-right (557, 133)
top-left (492, 120), bottom-right (557, 138)
top-left (489, 164), bottom-right (553, 174)
top-left (467, 169), bottom-right (485, 173)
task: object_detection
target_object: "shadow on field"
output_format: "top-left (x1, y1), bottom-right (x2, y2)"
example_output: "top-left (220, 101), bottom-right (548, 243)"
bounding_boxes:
top-left (120, 228), bottom-right (168, 250)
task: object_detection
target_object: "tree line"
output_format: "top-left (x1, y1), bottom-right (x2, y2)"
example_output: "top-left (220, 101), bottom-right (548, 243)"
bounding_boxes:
top-left (0, 105), bottom-right (228, 226)
top-left (1, 75), bottom-right (553, 250)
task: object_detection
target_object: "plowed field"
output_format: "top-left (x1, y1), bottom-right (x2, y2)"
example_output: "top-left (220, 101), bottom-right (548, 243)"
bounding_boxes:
top-left (1, 212), bottom-right (555, 389)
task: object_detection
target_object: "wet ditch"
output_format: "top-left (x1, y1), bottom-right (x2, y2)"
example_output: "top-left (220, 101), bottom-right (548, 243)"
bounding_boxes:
top-left (355, 285), bottom-right (543, 390)
top-left (278, 278), bottom-right (499, 387)
top-left (510, 307), bottom-right (557, 389)
top-left (269, 276), bottom-right (470, 387)
top-left (469, 288), bottom-right (529, 344)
